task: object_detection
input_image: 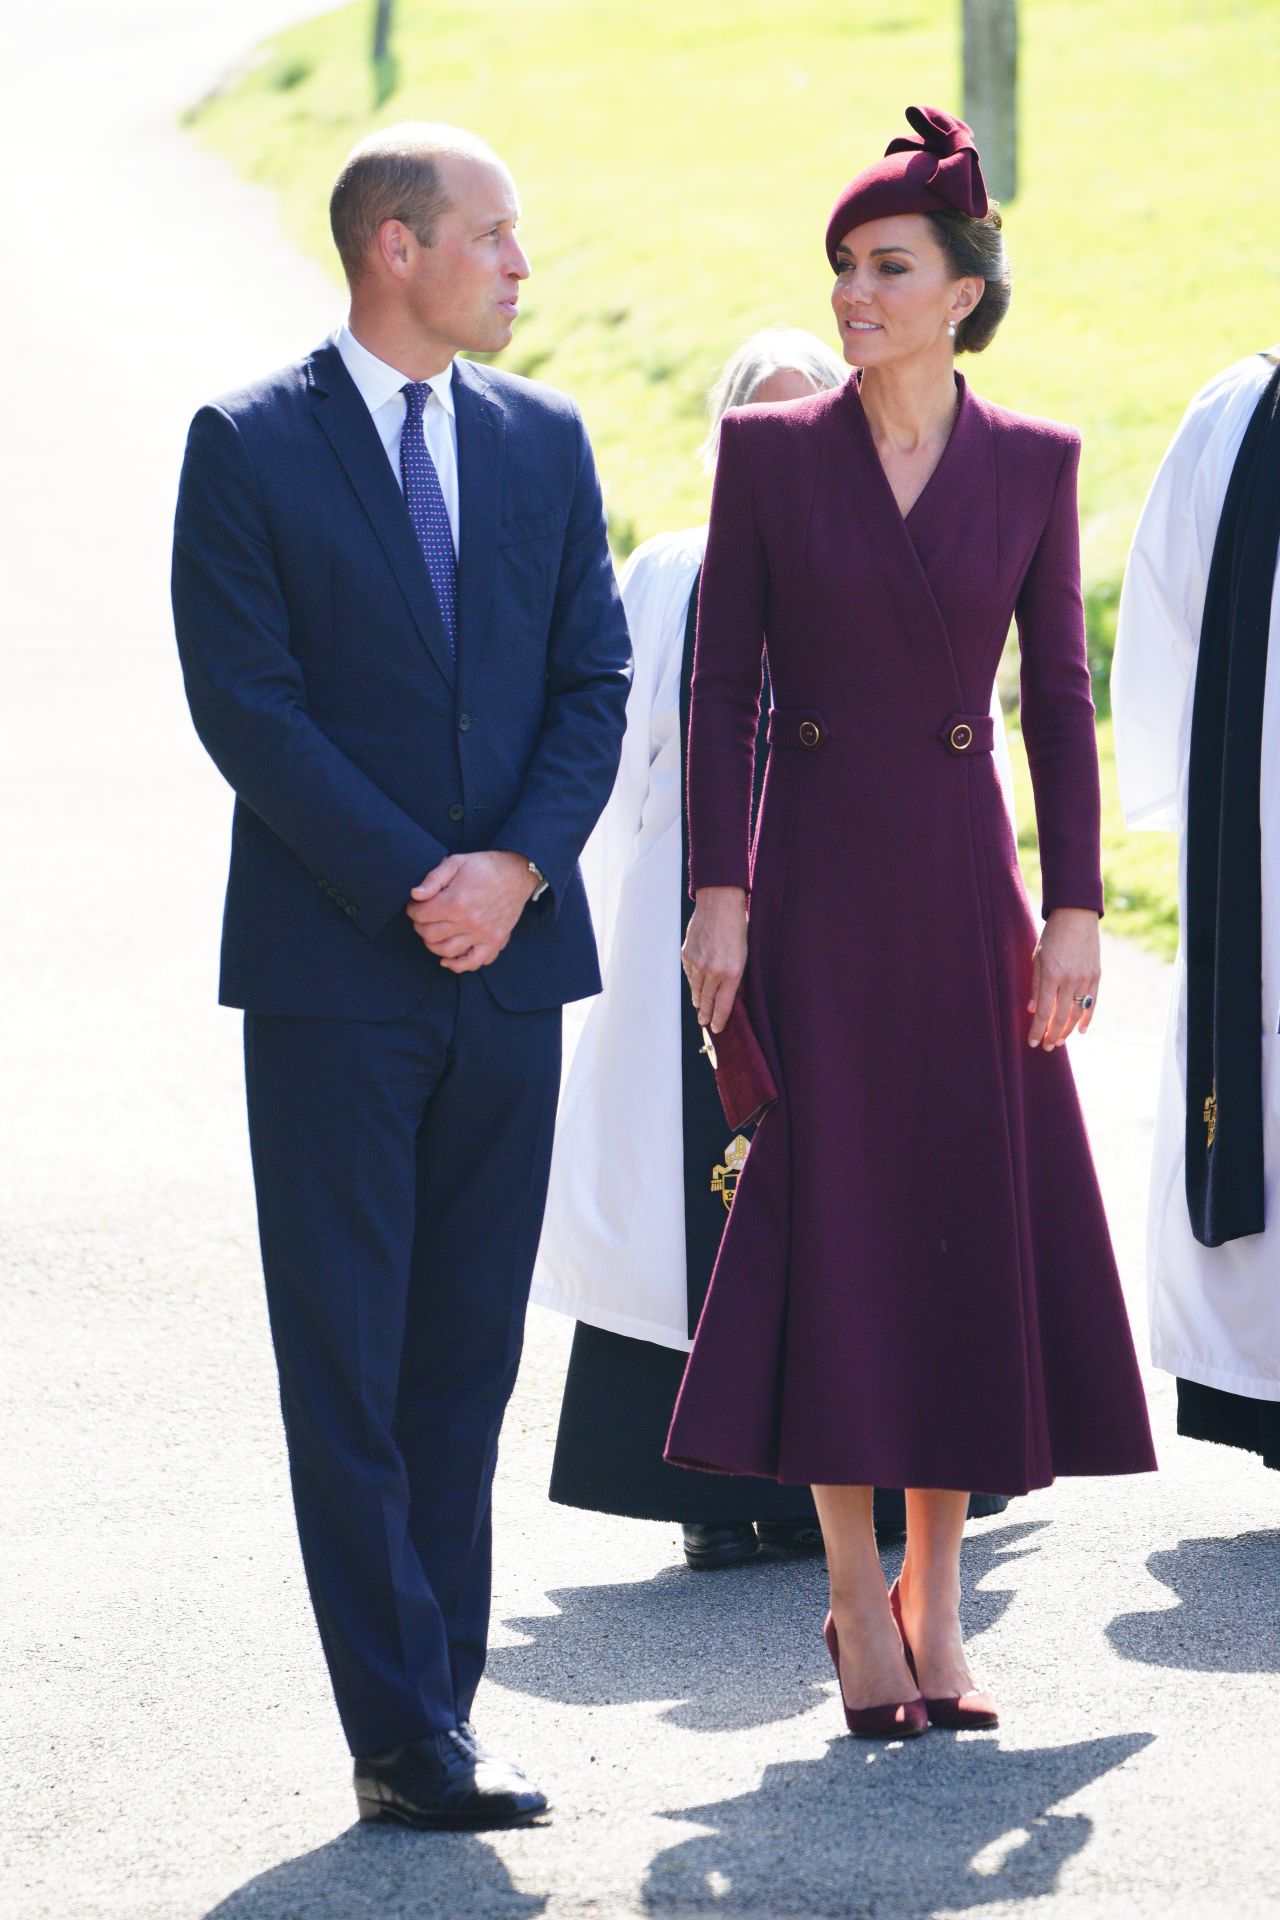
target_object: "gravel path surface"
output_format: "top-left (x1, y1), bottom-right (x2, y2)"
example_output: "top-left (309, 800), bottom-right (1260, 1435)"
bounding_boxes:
top-left (4, 10), bottom-right (1279, 1916)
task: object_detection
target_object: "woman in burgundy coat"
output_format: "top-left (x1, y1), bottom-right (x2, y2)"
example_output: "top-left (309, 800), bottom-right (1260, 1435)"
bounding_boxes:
top-left (666, 107), bottom-right (1156, 1738)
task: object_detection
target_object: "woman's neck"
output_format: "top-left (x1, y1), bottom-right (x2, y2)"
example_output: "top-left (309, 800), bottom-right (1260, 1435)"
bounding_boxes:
top-left (858, 355), bottom-right (958, 453)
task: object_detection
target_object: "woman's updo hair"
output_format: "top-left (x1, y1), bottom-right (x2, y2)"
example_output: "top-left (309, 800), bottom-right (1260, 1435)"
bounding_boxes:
top-left (926, 205), bottom-right (1011, 354)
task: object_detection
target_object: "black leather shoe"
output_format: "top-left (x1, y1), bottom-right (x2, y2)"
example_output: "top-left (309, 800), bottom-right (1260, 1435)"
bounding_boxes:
top-left (966, 1494), bottom-right (1010, 1520)
top-left (754, 1519), bottom-right (824, 1553)
top-left (872, 1488), bottom-right (908, 1543)
top-left (682, 1522), bottom-right (760, 1571)
top-left (354, 1729), bottom-right (547, 1830)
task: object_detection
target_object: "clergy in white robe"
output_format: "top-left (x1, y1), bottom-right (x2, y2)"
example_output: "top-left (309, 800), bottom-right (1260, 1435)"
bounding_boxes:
top-left (1112, 347), bottom-right (1280, 1468)
top-left (532, 520), bottom-right (706, 1351)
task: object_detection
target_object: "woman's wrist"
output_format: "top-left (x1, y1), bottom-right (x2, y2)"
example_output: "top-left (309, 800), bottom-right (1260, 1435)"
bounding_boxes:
top-left (694, 885), bottom-right (748, 907)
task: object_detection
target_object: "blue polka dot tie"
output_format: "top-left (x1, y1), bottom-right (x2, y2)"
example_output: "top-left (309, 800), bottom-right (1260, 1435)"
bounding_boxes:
top-left (400, 381), bottom-right (458, 656)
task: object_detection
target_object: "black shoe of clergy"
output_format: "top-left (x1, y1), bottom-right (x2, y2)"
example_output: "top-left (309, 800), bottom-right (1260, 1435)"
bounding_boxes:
top-left (682, 1521), bottom-right (760, 1571)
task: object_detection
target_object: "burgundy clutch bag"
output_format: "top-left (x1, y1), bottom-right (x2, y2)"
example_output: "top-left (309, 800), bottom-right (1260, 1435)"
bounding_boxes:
top-left (700, 999), bottom-right (779, 1132)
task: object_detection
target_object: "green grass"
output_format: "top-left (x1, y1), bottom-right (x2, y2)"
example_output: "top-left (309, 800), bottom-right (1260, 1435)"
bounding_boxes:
top-left (1007, 713), bottom-right (1179, 961)
top-left (189, 0), bottom-right (1271, 953)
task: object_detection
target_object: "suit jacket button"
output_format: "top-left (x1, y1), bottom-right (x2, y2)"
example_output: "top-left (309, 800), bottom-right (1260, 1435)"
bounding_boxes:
top-left (448, 803), bottom-right (465, 822)
top-left (346, 905), bottom-right (357, 918)
top-left (458, 714), bottom-right (472, 732)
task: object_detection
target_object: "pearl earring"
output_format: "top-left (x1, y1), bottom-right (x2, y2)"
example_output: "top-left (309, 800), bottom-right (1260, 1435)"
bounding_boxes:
top-left (947, 320), bottom-right (957, 340)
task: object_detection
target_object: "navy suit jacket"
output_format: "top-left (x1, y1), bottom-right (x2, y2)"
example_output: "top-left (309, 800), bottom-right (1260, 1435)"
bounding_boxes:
top-left (172, 339), bottom-right (631, 1018)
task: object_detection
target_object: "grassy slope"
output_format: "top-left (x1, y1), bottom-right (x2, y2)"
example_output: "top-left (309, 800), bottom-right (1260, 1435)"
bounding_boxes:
top-left (191, 0), bottom-right (1280, 956)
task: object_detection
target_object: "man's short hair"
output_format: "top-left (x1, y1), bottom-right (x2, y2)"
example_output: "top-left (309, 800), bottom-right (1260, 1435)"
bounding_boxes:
top-left (329, 122), bottom-right (500, 284)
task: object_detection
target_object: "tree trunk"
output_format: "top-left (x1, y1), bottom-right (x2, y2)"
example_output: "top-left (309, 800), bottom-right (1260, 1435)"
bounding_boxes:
top-left (962, 0), bottom-right (1018, 203)
top-left (373, 0), bottom-right (394, 65)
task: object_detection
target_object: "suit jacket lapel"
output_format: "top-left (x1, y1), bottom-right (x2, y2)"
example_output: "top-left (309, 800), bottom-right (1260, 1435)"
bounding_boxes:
top-left (452, 357), bottom-right (504, 695)
top-left (306, 339), bottom-right (456, 690)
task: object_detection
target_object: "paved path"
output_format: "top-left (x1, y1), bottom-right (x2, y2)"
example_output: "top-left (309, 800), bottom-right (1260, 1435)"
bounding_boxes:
top-left (3, 10), bottom-right (1279, 1916)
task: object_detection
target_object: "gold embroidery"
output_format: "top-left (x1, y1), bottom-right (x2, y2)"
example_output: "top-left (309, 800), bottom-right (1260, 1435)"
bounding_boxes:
top-left (710, 1134), bottom-right (750, 1212)
top-left (1204, 1084), bottom-right (1217, 1151)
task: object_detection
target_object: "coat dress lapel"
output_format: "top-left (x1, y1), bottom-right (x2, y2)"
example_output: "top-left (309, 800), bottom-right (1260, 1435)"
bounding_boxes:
top-left (451, 357), bottom-right (505, 698)
top-left (306, 339), bottom-right (457, 690)
top-left (899, 384), bottom-right (1002, 696)
top-left (840, 373), bottom-right (983, 707)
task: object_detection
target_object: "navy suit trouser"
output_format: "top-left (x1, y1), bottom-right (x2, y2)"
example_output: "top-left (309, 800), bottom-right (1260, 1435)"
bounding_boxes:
top-left (243, 972), bottom-right (561, 1756)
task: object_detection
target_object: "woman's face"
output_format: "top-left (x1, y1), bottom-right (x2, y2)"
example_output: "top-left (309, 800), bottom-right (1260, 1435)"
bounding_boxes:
top-left (829, 213), bottom-right (978, 369)
top-left (747, 367), bottom-right (821, 406)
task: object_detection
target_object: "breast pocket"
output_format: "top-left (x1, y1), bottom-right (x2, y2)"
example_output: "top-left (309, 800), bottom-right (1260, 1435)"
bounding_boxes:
top-left (496, 511), bottom-right (563, 626)
top-left (498, 508), bottom-right (566, 548)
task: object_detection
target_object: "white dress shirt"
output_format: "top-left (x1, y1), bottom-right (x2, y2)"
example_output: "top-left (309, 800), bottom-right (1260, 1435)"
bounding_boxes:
top-left (335, 322), bottom-right (460, 556)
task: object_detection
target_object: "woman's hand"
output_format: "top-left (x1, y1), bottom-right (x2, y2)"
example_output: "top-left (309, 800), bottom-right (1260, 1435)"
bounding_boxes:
top-left (1028, 907), bottom-right (1101, 1049)
top-left (682, 886), bottom-right (748, 1033)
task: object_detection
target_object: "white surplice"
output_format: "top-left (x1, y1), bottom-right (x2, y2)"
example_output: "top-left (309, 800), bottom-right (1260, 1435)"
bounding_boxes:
top-left (531, 525), bottom-right (1019, 1351)
top-left (1112, 348), bottom-right (1280, 1403)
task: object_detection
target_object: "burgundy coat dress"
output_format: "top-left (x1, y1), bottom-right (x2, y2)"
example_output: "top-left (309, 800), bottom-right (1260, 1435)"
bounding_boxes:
top-left (664, 373), bottom-right (1156, 1495)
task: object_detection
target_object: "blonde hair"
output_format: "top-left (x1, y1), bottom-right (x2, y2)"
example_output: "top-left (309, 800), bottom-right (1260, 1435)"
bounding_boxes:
top-left (699, 325), bottom-right (848, 471)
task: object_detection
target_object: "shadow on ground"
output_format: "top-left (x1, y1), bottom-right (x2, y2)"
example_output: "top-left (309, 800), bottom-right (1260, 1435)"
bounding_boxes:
top-left (1108, 1530), bottom-right (1280, 1672)
top-left (489, 1521), bottom-right (1047, 1731)
top-left (644, 1730), bottom-right (1154, 1916)
top-left (203, 1824), bottom-right (547, 1920)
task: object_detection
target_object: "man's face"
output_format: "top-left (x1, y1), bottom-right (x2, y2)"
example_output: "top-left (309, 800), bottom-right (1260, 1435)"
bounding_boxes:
top-left (403, 153), bottom-right (529, 357)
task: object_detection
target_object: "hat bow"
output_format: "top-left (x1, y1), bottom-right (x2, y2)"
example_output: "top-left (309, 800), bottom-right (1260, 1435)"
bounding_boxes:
top-left (885, 104), bottom-right (989, 217)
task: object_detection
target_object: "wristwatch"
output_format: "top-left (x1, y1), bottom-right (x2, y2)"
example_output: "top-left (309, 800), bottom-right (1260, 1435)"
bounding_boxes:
top-left (527, 860), bottom-right (548, 901)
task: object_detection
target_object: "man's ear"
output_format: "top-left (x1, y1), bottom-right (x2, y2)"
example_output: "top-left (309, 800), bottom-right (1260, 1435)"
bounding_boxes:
top-left (375, 218), bottom-right (414, 279)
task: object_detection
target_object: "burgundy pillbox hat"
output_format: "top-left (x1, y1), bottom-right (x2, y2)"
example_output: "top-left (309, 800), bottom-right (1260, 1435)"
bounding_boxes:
top-left (824, 104), bottom-right (990, 270)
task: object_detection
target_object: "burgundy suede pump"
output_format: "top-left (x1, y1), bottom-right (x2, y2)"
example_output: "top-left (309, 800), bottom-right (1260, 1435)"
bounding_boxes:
top-left (888, 1577), bottom-right (999, 1730)
top-left (823, 1612), bottom-right (929, 1740)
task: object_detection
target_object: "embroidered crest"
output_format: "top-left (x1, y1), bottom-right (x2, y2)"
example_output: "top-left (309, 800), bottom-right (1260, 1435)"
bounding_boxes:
top-left (710, 1134), bottom-right (750, 1212)
top-left (1204, 1084), bottom-right (1217, 1151)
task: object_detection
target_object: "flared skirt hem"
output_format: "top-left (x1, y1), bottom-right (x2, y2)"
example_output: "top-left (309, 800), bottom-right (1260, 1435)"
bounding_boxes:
top-left (662, 1440), bottom-right (1157, 1500)
top-left (552, 1321), bottom-right (819, 1523)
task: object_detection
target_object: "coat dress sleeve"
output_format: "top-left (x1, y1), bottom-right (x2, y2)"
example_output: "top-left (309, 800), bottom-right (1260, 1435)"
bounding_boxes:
top-left (685, 414), bottom-right (767, 895)
top-left (1014, 432), bottom-right (1106, 918)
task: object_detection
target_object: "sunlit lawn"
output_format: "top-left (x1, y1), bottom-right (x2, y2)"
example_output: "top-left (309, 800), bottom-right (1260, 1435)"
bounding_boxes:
top-left (189, 0), bottom-right (1270, 952)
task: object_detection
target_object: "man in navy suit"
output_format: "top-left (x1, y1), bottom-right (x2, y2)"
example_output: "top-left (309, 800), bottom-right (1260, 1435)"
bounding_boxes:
top-left (172, 123), bottom-right (630, 1829)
